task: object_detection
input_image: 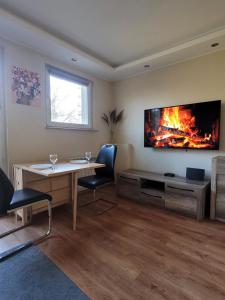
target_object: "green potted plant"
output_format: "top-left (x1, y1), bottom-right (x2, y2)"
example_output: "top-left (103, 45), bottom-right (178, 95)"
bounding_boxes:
top-left (101, 108), bottom-right (124, 143)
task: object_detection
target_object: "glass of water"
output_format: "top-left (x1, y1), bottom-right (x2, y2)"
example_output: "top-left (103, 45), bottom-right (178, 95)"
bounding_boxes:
top-left (49, 154), bottom-right (58, 170)
top-left (85, 152), bottom-right (92, 163)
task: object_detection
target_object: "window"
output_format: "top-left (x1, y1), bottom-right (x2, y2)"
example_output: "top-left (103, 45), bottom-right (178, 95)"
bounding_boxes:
top-left (46, 65), bottom-right (93, 129)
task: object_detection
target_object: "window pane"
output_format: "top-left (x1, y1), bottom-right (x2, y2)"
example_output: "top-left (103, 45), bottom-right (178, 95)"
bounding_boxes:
top-left (50, 74), bottom-right (88, 125)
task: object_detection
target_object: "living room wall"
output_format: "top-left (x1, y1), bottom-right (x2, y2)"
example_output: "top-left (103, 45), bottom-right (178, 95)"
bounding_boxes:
top-left (113, 50), bottom-right (225, 177)
top-left (2, 37), bottom-right (225, 178)
top-left (0, 38), bottom-right (112, 169)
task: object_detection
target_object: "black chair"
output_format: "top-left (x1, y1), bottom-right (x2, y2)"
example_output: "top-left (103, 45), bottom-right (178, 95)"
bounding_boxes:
top-left (0, 168), bottom-right (52, 262)
top-left (78, 144), bottom-right (117, 214)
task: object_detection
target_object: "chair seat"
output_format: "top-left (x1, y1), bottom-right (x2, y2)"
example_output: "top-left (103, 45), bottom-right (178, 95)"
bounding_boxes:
top-left (78, 175), bottom-right (113, 190)
top-left (9, 188), bottom-right (52, 210)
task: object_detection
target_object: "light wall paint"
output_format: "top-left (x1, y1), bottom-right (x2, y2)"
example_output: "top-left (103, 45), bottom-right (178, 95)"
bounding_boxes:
top-left (113, 50), bottom-right (225, 178)
top-left (1, 39), bottom-right (112, 170)
top-left (2, 39), bottom-right (225, 178)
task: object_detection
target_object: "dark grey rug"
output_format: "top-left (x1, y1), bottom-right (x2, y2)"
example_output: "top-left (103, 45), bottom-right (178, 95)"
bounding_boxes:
top-left (0, 246), bottom-right (89, 300)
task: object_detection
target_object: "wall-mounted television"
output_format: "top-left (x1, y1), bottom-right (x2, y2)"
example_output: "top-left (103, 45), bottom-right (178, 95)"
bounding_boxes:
top-left (144, 100), bottom-right (221, 150)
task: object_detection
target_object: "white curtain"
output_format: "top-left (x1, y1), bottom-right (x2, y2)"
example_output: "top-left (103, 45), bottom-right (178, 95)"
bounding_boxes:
top-left (0, 47), bottom-right (7, 172)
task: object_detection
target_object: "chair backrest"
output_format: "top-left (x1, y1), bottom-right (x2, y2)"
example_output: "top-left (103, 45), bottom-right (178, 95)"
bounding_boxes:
top-left (0, 168), bottom-right (14, 214)
top-left (95, 144), bottom-right (117, 179)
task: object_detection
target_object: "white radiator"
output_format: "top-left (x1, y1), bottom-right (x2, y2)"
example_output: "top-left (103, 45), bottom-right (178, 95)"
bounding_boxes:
top-left (78, 168), bottom-right (95, 192)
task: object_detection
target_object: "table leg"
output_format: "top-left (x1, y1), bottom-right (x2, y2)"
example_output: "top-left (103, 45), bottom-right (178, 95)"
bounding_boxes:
top-left (13, 167), bottom-right (29, 225)
top-left (72, 172), bottom-right (78, 230)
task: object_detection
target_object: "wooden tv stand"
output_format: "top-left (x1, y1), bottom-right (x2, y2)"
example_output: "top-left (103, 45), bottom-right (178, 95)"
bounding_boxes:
top-left (117, 169), bottom-right (210, 220)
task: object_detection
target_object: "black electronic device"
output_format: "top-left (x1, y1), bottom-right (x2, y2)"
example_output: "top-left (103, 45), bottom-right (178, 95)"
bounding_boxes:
top-left (186, 167), bottom-right (205, 181)
top-left (164, 173), bottom-right (175, 177)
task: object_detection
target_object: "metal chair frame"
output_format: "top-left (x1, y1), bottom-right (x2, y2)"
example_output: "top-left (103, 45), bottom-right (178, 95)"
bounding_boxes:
top-left (0, 198), bottom-right (52, 262)
top-left (78, 182), bottom-right (117, 214)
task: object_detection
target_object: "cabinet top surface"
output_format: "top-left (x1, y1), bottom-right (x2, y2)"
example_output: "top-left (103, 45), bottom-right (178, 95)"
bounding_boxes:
top-left (213, 156), bottom-right (225, 160)
top-left (120, 169), bottom-right (210, 188)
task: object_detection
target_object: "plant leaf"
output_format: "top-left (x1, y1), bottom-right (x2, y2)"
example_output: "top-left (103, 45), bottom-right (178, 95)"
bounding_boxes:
top-left (102, 108), bottom-right (124, 128)
top-left (101, 113), bottom-right (109, 126)
top-left (110, 109), bottom-right (117, 124)
top-left (115, 109), bottom-right (124, 123)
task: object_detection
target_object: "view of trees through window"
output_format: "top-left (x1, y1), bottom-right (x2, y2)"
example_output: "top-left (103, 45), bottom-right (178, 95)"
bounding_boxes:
top-left (50, 74), bottom-right (87, 124)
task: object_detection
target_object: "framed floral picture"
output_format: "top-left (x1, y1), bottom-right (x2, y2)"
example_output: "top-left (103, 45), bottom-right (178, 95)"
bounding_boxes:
top-left (11, 66), bottom-right (41, 107)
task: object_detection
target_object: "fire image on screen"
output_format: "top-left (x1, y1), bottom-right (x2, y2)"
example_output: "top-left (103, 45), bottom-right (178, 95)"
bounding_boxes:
top-left (144, 100), bottom-right (221, 149)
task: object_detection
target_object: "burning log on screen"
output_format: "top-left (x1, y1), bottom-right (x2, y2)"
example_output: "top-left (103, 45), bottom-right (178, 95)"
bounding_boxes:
top-left (153, 125), bottom-right (214, 148)
top-left (158, 125), bottom-right (198, 137)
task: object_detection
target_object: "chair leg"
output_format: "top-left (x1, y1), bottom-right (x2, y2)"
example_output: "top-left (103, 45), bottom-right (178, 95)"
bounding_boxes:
top-left (95, 197), bottom-right (118, 215)
top-left (78, 189), bottom-right (97, 208)
top-left (78, 187), bottom-right (118, 215)
top-left (0, 223), bottom-right (30, 239)
top-left (15, 212), bottom-right (18, 223)
top-left (93, 189), bottom-right (96, 202)
top-left (0, 200), bottom-right (52, 262)
top-left (33, 200), bottom-right (52, 243)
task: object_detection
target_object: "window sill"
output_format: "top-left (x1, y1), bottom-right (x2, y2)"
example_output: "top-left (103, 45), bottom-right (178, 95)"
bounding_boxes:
top-left (46, 125), bottom-right (98, 132)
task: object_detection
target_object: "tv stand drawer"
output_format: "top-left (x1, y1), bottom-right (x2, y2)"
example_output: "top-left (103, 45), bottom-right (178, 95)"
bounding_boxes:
top-left (140, 191), bottom-right (165, 208)
top-left (117, 174), bottom-right (140, 200)
top-left (165, 192), bottom-right (197, 216)
top-left (118, 174), bottom-right (139, 186)
top-left (165, 183), bottom-right (197, 198)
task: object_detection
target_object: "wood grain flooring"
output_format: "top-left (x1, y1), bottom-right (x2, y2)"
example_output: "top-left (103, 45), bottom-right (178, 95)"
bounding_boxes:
top-left (1, 185), bottom-right (225, 300)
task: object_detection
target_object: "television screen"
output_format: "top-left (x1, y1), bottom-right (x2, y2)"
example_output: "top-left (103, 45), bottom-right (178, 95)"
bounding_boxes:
top-left (144, 100), bottom-right (221, 149)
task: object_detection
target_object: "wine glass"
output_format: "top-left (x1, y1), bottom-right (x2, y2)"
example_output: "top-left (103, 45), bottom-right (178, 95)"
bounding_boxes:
top-left (85, 152), bottom-right (92, 163)
top-left (49, 154), bottom-right (58, 170)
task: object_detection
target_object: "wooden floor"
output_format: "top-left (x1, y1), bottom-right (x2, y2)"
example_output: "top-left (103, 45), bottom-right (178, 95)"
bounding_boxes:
top-left (1, 186), bottom-right (225, 300)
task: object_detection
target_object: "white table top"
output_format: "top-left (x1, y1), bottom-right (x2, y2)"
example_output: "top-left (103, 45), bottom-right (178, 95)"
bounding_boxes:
top-left (14, 162), bottom-right (105, 177)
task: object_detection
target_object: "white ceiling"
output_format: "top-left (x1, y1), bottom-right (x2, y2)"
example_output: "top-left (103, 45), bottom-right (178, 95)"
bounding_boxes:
top-left (0, 0), bottom-right (225, 80)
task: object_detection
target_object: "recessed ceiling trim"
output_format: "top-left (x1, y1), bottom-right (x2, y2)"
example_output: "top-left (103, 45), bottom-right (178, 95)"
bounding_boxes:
top-left (0, 7), bottom-right (225, 81)
top-left (116, 27), bottom-right (225, 71)
top-left (0, 8), bottom-right (113, 69)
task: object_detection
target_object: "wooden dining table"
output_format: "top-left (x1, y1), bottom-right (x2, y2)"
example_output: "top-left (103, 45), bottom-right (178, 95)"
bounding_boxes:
top-left (13, 161), bottom-right (105, 230)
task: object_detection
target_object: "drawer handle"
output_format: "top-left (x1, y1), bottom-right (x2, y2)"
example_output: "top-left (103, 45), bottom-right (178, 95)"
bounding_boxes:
top-left (141, 192), bottom-right (162, 199)
top-left (120, 176), bottom-right (137, 182)
top-left (167, 185), bottom-right (194, 193)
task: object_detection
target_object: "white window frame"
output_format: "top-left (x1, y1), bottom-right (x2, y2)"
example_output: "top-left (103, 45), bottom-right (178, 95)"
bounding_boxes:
top-left (46, 65), bottom-right (93, 130)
